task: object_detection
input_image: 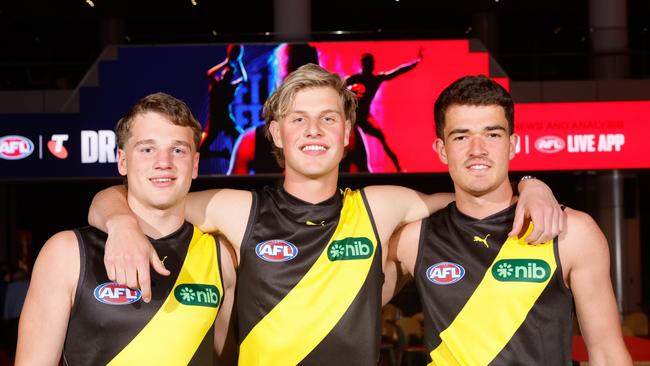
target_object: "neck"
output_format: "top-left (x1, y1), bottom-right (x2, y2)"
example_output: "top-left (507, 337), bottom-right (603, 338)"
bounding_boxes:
top-left (454, 180), bottom-right (517, 219)
top-left (127, 197), bottom-right (186, 239)
top-left (283, 170), bottom-right (339, 204)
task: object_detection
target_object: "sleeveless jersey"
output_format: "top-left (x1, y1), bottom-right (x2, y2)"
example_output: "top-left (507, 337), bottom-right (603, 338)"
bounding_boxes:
top-left (64, 222), bottom-right (224, 366)
top-left (415, 203), bottom-right (573, 366)
top-left (237, 185), bottom-right (383, 365)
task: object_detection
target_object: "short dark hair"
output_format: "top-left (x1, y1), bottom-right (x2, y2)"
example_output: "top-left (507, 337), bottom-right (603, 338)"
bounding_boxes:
top-left (434, 75), bottom-right (514, 138)
top-left (115, 92), bottom-right (202, 150)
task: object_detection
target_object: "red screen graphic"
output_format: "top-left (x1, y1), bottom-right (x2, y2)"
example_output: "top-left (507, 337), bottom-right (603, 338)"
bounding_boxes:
top-left (308, 40), bottom-right (649, 172)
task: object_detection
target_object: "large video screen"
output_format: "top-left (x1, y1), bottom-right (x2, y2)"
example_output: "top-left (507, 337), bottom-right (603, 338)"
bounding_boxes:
top-left (1, 40), bottom-right (649, 179)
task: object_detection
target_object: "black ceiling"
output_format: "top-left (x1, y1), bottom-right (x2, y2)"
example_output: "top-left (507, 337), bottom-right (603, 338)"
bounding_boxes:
top-left (1, 0), bottom-right (648, 89)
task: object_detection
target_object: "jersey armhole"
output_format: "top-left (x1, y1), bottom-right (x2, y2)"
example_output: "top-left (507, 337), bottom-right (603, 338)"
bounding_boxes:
top-left (360, 188), bottom-right (382, 259)
top-left (237, 190), bottom-right (259, 271)
top-left (412, 219), bottom-right (429, 285)
top-left (69, 229), bottom-right (87, 319)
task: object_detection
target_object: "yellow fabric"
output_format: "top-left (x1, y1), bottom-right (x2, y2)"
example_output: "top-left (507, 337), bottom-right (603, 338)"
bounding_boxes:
top-left (239, 189), bottom-right (378, 366)
top-left (108, 227), bottom-right (222, 365)
top-left (429, 224), bottom-right (556, 366)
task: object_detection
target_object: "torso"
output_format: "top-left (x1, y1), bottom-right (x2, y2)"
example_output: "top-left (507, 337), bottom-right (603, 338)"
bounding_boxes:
top-left (415, 203), bottom-right (574, 365)
top-left (236, 185), bottom-right (383, 365)
top-left (64, 223), bottom-right (223, 366)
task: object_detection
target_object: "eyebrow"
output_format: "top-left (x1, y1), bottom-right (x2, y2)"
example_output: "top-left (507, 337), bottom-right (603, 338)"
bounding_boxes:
top-left (285, 109), bottom-right (343, 116)
top-left (447, 124), bottom-right (507, 136)
top-left (133, 139), bottom-right (192, 148)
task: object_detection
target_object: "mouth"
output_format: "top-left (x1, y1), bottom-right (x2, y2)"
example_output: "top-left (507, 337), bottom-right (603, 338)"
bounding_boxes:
top-left (466, 160), bottom-right (492, 171)
top-left (301, 144), bottom-right (328, 153)
top-left (149, 177), bottom-right (176, 186)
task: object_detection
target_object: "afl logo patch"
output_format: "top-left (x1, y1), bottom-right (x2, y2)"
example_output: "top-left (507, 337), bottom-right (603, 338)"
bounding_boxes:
top-left (255, 240), bottom-right (298, 262)
top-left (426, 262), bottom-right (465, 285)
top-left (94, 282), bottom-right (142, 305)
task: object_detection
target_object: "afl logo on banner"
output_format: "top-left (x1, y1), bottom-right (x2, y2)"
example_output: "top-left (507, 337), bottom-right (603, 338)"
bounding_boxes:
top-left (426, 262), bottom-right (465, 285)
top-left (534, 136), bottom-right (565, 153)
top-left (255, 240), bottom-right (298, 262)
top-left (0, 135), bottom-right (34, 160)
top-left (94, 282), bottom-right (142, 305)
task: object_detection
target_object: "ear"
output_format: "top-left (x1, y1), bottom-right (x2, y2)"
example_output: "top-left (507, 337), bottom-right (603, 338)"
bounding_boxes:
top-left (117, 148), bottom-right (127, 176)
top-left (269, 120), bottom-right (283, 149)
top-left (343, 120), bottom-right (352, 147)
top-left (192, 152), bottom-right (200, 179)
top-left (509, 134), bottom-right (518, 160)
top-left (435, 138), bottom-right (448, 165)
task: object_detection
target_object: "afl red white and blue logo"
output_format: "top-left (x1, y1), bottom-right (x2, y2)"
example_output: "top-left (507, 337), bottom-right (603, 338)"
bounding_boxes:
top-left (94, 282), bottom-right (142, 305)
top-left (0, 135), bottom-right (34, 160)
top-left (255, 239), bottom-right (298, 262)
top-left (426, 262), bottom-right (465, 285)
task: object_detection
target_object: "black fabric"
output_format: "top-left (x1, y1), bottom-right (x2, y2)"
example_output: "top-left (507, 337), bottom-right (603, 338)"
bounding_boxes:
top-left (415, 203), bottom-right (574, 365)
top-left (236, 185), bottom-right (383, 365)
top-left (63, 222), bottom-right (216, 366)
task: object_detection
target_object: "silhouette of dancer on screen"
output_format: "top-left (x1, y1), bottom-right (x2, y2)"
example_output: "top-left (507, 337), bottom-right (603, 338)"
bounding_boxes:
top-left (230, 43), bottom-right (368, 174)
top-left (345, 50), bottom-right (422, 172)
top-left (200, 44), bottom-right (247, 173)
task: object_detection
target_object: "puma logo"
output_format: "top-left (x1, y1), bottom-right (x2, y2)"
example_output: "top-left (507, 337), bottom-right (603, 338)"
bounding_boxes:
top-left (306, 220), bottom-right (325, 226)
top-left (473, 234), bottom-right (490, 248)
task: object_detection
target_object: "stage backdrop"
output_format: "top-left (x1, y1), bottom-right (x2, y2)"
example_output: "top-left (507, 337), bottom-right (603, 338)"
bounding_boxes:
top-left (1, 40), bottom-right (649, 179)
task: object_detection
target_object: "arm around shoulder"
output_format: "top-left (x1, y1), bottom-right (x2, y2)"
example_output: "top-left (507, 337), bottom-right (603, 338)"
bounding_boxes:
top-left (16, 231), bottom-right (79, 366)
top-left (560, 209), bottom-right (631, 365)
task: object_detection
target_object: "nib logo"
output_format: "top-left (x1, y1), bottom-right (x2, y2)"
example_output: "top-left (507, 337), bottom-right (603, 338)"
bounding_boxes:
top-left (47, 134), bottom-right (69, 159)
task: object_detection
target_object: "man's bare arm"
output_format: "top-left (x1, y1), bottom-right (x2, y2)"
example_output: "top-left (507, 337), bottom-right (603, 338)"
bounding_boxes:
top-left (561, 209), bottom-right (631, 365)
top-left (88, 186), bottom-right (168, 302)
top-left (367, 178), bottom-right (562, 246)
top-left (510, 178), bottom-right (564, 244)
top-left (382, 221), bottom-right (422, 305)
top-left (16, 231), bottom-right (79, 366)
top-left (185, 188), bottom-right (252, 253)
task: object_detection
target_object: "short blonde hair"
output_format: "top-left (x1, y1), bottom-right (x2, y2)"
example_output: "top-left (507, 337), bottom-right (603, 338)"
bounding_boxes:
top-left (262, 64), bottom-right (357, 167)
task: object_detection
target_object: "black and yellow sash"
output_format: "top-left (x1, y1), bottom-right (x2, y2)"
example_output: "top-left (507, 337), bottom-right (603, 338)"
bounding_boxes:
top-left (108, 227), bottom-right (222, 365)
top-left (239, 189), bottom-right (378, 365)
top-left (429, 224), bottom-right (556, 366)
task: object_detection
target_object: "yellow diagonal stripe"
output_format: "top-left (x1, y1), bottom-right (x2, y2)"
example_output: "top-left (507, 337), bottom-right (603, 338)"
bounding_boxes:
top-left (109, 227), bottom-right (222, 365)
top-left (239, 189), bottom-right (377, 366)
top-left (430, 224), bottom-right (556, 366)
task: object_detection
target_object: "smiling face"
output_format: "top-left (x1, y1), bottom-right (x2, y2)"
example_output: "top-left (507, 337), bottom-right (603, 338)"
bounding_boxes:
top-left (117, 111), bottom-right (199, 212)
top-left (436, 104), bottom-right (517, 197)
top-left (268, 86), bottom-right (351, 180)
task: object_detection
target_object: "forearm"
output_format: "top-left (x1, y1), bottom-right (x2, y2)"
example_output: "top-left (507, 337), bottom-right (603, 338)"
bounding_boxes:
top-left (88, 185), bottom-right (133, 233)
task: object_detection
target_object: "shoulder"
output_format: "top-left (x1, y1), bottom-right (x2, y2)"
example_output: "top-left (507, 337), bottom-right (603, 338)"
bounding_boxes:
top-left (40, 230), bottom-right (79, 259)
top-left (558, 207), bottom-right (609, 267)
top-left (561, 208), bottom-right (603, 240)
top-left (364, 185), bottom-right (417, 202)
top-left (32, 230), bottom-right (80, 287)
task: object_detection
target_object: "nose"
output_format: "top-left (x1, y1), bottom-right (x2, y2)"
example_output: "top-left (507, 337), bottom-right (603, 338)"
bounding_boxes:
top-left (154, 150), bottom-right (173, 169)
top-left (468, 136), bottom-right (487, 157)
top-left (304, 118), bottom-right (323, 138)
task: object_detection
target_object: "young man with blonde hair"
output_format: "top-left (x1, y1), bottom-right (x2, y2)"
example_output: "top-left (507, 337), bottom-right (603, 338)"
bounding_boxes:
top-left (89, 65), bottom-right (563, 365)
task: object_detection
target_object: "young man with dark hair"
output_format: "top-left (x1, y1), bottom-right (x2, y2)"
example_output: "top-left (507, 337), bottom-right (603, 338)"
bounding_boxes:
top-left (388, 75), bottom-right (631, 365)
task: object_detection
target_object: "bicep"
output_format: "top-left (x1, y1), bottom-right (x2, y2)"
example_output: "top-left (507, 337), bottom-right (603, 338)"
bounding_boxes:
top-left (563, 211), bottom-right (626, 356)
top-left (16, 232), bottom-right (78, 365)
